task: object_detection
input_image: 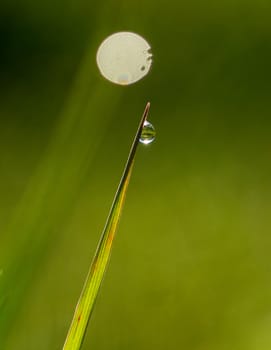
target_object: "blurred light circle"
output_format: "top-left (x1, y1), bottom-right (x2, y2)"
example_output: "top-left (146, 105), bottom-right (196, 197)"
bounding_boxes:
top-left (96, 32), bottom-right (152, 85)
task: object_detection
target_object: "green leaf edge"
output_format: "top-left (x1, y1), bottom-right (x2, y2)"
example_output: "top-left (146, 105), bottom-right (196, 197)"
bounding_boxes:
top-left (63, 102), bottom-right (151, 350)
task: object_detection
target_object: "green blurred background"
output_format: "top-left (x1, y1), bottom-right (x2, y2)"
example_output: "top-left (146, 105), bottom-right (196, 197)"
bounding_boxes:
top-left (1, 0), bottom-right (271, 349)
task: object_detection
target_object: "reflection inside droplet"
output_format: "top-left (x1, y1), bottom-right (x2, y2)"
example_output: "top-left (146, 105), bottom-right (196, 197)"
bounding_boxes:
top-left (117, 73), bottom-right (131, 85)
top-left (140, 120), bottom-right (156, 145)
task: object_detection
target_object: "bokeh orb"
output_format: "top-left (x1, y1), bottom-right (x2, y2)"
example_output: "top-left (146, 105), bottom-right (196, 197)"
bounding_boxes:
top-left (96, 32), bottom-right (152, 85)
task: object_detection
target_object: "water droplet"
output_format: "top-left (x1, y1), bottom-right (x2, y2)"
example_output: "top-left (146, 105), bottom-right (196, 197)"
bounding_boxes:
top-left (96, 32), bottom-right (152, 85)
top-left (140, 121), bottom-right (156, 145)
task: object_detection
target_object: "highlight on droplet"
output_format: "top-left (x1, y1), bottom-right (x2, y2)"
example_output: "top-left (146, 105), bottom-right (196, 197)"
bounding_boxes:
top-left (96, 31), bottom-right (153, 85)
top-left (139, 120), bottom-right (155, 145)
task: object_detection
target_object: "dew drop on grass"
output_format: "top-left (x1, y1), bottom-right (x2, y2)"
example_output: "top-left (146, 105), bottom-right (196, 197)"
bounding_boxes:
top-left (140, 121), bottom-right (155, 145)
top-left (96, 32), bottom-right (152, 85)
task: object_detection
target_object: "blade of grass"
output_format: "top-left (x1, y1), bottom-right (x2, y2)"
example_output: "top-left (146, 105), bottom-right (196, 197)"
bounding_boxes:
top-left (63, 102), bottom-right (151, 350)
